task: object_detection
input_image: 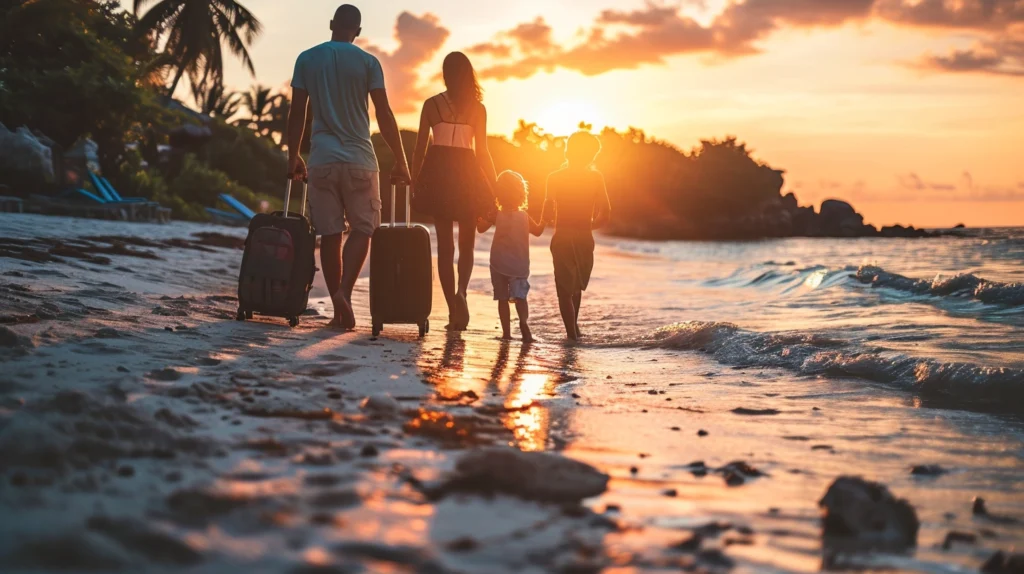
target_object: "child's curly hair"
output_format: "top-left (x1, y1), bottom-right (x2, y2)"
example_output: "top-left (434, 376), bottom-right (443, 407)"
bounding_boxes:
top-left (494, 170), bottom-right (528, 211)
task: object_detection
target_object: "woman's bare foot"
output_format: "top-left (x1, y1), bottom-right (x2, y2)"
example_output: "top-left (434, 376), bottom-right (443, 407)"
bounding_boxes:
top-left (521, 323), bottom-right (533, 344)
top-left (575, 323), bottom-right (583, 338)
top-left (331, 292), bottom-right (356, 330)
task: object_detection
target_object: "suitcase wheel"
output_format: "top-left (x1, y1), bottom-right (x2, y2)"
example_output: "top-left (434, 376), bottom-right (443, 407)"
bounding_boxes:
top-left (372, 322), bottom-right (382, 338)
top-left (418, 320), bottom-right (429, 338)
top-left (236, 308), bottom-right (246, 321)
top-left (245, 310), bottom-right (253, 320)
top-left (288, 316), bottom-right (299, 328)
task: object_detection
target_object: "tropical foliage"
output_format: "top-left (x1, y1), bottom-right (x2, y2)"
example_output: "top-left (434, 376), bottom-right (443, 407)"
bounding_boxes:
top-left (133, 0), bottom-right (262, 97)
top-left (236, 84), bottom-right (288, 144)
top-left (0, 0), bottom-right (174, 175)
top-left (0, 0), bottom-right (281, 222)
top-left (371, 121), bottom-right (793, 239)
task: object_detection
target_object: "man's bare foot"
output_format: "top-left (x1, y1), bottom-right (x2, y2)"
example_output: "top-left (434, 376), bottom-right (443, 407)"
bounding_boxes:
top-left (501, 332), bottom-right (512, 340)
top-left (521, 324), bottom-right (533, 344)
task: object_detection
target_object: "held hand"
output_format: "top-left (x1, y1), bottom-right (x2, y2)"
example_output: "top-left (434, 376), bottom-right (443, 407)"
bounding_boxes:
top-left (288, 156), bottom-right (307, 182)
top-left (391, 162), bottom-right (412, 185)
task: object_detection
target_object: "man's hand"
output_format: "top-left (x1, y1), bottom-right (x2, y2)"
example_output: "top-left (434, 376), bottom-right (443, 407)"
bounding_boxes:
top-left (288, 155), bottom-right (307, 182)
top-left (391, 162), bottom-right (411, 184)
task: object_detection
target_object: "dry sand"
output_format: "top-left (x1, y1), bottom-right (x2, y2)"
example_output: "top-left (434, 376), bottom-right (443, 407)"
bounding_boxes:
top-left (1, 213), bottom-right (1021, 573)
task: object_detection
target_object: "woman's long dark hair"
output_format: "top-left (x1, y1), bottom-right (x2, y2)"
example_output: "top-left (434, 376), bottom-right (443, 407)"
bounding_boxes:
top-left (442, 52), bottom-right (483, 112)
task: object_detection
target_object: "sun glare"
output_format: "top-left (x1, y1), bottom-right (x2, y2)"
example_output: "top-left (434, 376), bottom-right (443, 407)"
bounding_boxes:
top-left (535, 99), bottom-right (603, 136)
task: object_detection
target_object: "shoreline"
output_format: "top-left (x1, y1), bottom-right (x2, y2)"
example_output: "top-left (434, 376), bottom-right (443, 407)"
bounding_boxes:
top-left (1, 213), bottom-right (1022, 573)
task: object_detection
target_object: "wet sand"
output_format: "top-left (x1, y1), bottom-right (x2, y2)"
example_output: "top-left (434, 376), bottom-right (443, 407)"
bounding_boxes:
top-left (1, 213), bottom-right (1022, 573)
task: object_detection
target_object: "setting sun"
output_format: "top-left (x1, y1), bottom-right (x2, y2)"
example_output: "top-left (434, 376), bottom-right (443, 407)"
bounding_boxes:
top-left (534, 99), bottom-right (604, 136)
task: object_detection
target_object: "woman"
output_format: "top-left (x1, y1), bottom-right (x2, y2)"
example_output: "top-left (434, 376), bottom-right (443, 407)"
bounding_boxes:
top-left (411, 52), bottom-right (497, 330)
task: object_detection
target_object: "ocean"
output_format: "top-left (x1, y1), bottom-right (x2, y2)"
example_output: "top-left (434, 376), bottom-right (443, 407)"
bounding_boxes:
top-left (2, 213), bottom-right (1021, 572)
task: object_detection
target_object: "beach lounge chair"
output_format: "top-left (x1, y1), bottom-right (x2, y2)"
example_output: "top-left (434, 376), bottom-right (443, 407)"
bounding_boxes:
top-left (0, 195), bottom-right (23, 213)
top-left (85, 172), bottom-right (171, 222)
top-left (218, 193), bottom-right (257, 220)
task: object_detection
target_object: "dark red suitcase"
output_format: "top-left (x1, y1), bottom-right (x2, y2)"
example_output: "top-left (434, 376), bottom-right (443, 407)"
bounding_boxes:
top-left (236, 179), bottom-right (316, 327)
top-left (369, 183), bottom-right (432, 337)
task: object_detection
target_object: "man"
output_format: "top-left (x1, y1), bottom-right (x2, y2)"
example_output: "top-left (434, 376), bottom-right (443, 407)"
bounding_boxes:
top-left (287, 4), bottom-right (411, 330)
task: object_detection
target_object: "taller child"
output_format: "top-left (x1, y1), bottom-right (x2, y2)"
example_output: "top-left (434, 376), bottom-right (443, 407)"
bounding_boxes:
top-left (543, 132), bottom-right (611, 340)
top-left (287, 4), bottom-right (410, 330)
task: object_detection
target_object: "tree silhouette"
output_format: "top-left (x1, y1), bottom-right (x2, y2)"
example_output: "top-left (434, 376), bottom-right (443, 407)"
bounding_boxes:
top-left (133, 0), bottom-right (261, 97)
top-left (237, 84), bottom-right (286, 143)
top-left (195, 82), bottom-right (240, 120)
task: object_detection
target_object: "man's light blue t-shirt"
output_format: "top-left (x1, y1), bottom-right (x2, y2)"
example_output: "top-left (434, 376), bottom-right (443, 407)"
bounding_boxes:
top-left (291, 41), bottom-right (384, 171)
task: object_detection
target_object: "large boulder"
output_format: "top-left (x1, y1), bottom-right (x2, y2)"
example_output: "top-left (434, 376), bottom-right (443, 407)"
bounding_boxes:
top-left (819, 199), bottom-right (872, 237)
top-left (880, 225), bottom-right (929, 238)
top-left (792, 205), bottom-right (821, 236)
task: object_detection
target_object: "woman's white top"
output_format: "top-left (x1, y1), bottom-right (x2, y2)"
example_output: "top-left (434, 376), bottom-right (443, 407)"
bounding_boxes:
top-left (431, 93), bottom-right (474, 150)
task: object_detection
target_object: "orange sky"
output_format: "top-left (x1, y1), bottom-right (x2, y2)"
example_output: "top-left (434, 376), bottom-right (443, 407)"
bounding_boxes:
top-left (134, 0), bottom-right (1024, 228)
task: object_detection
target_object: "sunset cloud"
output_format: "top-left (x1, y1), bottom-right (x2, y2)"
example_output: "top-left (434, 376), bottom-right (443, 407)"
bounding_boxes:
top-left (463, 0), bottom-right (1024, 81)
top-left (919, 28), bottom-right (1024, 76)
top-left (361, 12), bottom-right (450, 113)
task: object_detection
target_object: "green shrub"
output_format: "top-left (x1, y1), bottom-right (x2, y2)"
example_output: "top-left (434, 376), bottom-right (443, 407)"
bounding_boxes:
top-left (162, 154), bottom-right (280, 221)
top-left (202, 120), bottom-right (287, 198)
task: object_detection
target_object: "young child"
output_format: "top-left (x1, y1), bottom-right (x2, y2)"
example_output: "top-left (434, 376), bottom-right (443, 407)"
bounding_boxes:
top-left (479, 171), bottom-right (544, 342)
top-left (543, 132), bottom-right (611, 340)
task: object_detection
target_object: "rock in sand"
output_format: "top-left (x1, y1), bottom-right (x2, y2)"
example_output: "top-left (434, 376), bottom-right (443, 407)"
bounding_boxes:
top-left (819, 476), bottom-right (919, 550)
top-left (432, 447), bottom-right (609, 503)
top-left (360, 394), bottom-right (401, 415)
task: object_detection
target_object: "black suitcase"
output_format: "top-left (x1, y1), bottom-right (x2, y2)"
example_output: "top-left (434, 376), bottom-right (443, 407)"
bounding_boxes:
top-left (369, 183), bottom-right (432, 337)
top-left (236, 179), bottom-right (316, 328)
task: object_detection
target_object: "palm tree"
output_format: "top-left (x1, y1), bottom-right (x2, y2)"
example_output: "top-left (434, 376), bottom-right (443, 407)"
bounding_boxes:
top-left (134, 0), bottom-right (262, 97)
top-left (239, 84), bottom-right (282, 137)
top-left (195, 82), bottom-right (241, 120)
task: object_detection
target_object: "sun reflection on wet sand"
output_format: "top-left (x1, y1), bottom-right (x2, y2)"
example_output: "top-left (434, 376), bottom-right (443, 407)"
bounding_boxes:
top-left (418, 332), bottom-right (563, 452)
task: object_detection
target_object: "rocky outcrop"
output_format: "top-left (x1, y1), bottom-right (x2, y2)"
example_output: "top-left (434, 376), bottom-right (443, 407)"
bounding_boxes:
top-left (609, 193), bottom-right (941, 240)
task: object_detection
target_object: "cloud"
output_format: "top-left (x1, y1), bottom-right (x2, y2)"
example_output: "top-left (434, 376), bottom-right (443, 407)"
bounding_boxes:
top-left (464, 0), bottom-right (1024, 82)
top-left (898, 172), bottom-right (957, 192)
top-left (712, 0), bottom-right (875, 51)
top-left (875, 0), bottom-right (1024, 30)
top-left (467, 41), bottom-right (513, 59)
top-left (506, 17), bottom-right (557, 54)
top-left (361, 12), bottom-right (450, 114)
top-left (918, 28), bottom-right (1024, 76)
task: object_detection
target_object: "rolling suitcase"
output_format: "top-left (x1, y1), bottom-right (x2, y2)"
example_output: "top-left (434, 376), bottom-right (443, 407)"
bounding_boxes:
top-left (236, 178), bottom-right (317, 328)
top-left (369, 183), bottom-right (432, 337)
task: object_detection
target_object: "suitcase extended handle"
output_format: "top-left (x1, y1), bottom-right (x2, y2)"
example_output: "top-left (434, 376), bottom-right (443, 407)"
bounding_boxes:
top-left (282, 179), bottom-right (307, 219)
top-left (390, 183), bottom-right (412, 227)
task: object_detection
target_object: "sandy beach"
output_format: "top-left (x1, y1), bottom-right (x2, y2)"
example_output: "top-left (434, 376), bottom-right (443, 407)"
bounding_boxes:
top-left (1, 213), bottom-right (1022, 573)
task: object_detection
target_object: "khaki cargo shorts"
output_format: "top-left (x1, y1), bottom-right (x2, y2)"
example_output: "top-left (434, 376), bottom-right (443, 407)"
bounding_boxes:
top-left (307, 162), bottom-right (381, 236)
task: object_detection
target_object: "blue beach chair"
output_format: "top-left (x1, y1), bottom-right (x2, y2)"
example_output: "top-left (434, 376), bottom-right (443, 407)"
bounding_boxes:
top-left (204, 206), bottom-right (250, 226)
top-left (218, 194), bottom-right (257, 220)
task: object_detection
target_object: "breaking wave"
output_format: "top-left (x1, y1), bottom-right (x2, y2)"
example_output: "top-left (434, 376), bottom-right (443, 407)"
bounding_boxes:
top-left (853, 265), bottom-right (1024, 307)
top-left (644, 321), bottom-right (1024, 409)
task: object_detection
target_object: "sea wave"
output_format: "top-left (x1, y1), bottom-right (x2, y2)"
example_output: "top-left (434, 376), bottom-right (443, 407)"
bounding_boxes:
top-left (854, 265), bottom-right (1024, 307)
top-left (644, 321), bottom-right (1024, 408)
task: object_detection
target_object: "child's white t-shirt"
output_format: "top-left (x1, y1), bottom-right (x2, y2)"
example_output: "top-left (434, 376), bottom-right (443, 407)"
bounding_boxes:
top-left (490, 210), bottom-right (530, 278)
